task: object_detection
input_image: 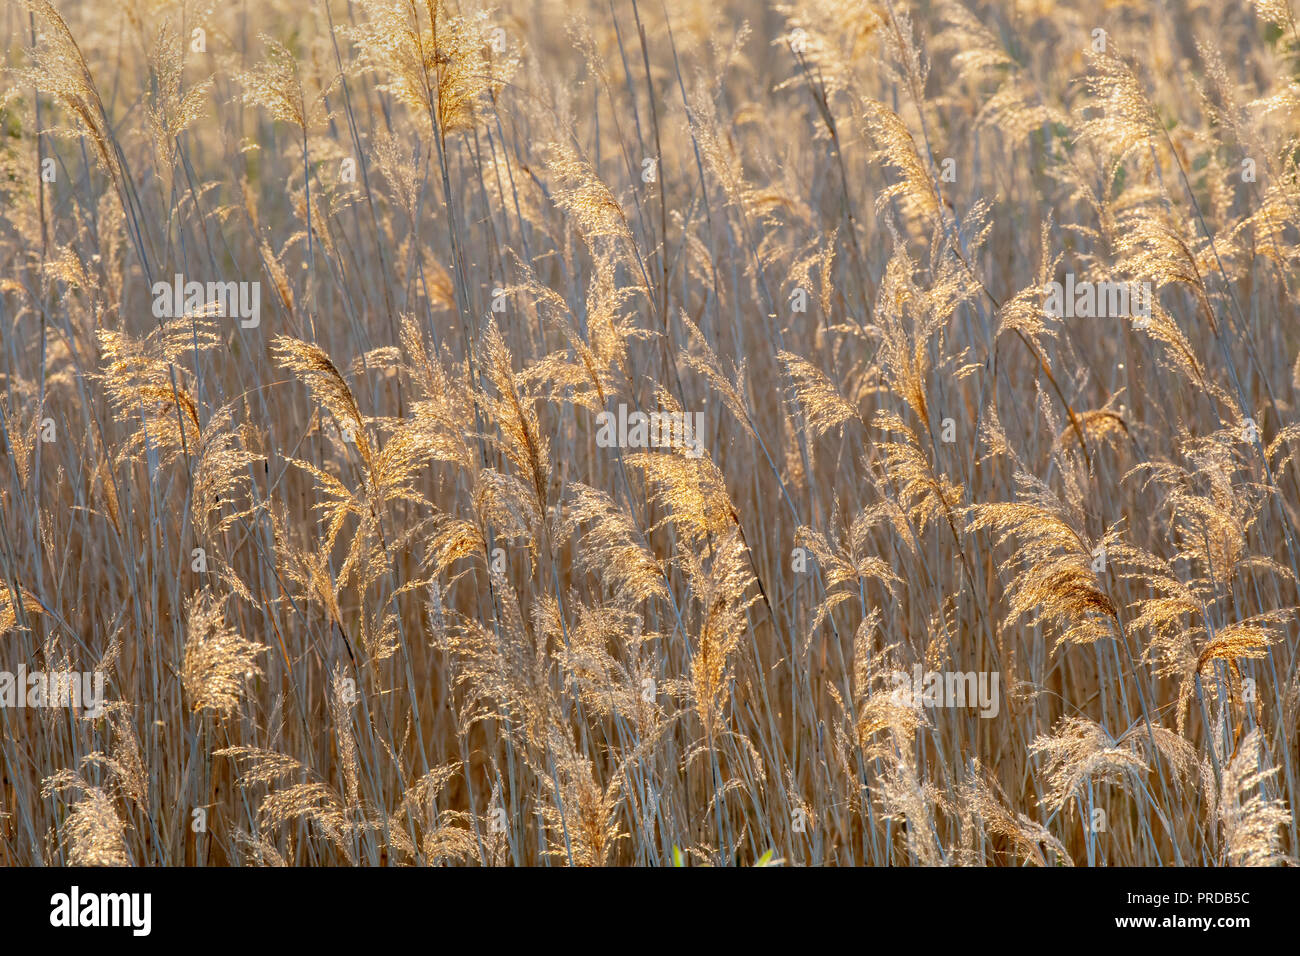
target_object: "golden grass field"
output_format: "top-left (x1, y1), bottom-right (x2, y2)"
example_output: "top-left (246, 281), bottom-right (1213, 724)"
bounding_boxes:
top-left (1, 0), bottom-right (1298, 866)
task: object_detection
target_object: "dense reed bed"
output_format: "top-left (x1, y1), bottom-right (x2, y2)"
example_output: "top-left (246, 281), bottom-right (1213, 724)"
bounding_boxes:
top-left (1, 0), bottom-right (1298, 866)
